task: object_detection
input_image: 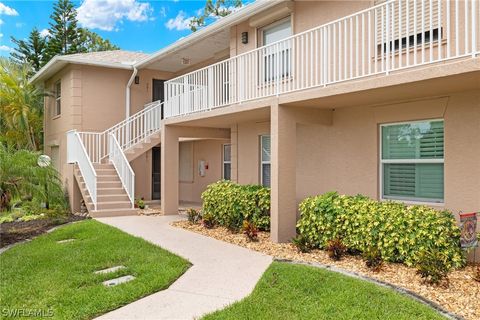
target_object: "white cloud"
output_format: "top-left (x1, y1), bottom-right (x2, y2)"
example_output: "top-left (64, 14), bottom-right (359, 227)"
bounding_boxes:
top-left (40, 28), bottom-right (50, 38)
top-left (165, 11), bottom-right (193, 31)
top-left (0, 2), bottom-right (18, 16)
top-left (77, 0), bottom-right (153, 31)
top-left (0, 33), bottom-right (3, 38)
top-left (0, 45), bottom-right (13, 52)
top-left (15, 22), bottom-right (23, 28)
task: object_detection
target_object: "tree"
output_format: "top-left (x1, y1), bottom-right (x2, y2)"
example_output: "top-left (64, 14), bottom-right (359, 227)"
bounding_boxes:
top-left (45, 0), bottom-right (83, 60)
top-left (78, 29), bottom-right (120, 52)
top-left (10, 28), bottom-right (47, 72)
top-left (190, 0), bottom-right (243, 32)
top-left (0, 145), bottom-right (65, 211)
top-left (0, 58), bottom-right (44, 151)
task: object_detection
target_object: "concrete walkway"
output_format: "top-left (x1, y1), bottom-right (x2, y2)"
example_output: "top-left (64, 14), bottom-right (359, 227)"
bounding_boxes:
top-left (95, 215), bottom-right (272, 320)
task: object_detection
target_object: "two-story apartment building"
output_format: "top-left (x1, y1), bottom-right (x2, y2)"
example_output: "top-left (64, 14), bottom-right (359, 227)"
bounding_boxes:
top-left (32, 0), bottom-right (479, 257)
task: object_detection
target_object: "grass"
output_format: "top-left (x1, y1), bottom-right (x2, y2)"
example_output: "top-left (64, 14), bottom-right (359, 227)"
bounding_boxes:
top-left (204, 262), bottom-right (445, 320)
top-left (0, 219), bottom-right (190, 320)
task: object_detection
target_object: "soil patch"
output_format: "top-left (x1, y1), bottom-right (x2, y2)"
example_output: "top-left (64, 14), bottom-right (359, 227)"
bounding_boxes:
top-left (0, 215), bottom-right (87, 248)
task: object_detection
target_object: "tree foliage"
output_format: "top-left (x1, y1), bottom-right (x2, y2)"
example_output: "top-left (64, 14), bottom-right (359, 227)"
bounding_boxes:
top-left (0, 145), bottom-right (65, 212)
top-left (190, 0), bottom-right (243, 32)
top-left (0, 58), bottom-right (44, 151)
top-left (45, 0), bottom-right (83, 60)
top-left (10, 28), bottom-right (47, 72)
top-left (10, 0), bottom-right (120, 70)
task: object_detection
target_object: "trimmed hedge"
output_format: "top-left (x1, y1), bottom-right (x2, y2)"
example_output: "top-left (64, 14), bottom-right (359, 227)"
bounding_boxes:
top-left (297, 192), bottom-right (465, 269)
top-left (201, 180), bottom-right (270, 231)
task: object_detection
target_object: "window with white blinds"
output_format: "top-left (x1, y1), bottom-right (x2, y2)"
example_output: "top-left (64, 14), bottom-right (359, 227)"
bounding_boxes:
top-left (375, 0), bottom-right (441, 51)
top-left (381, 120), bottom-right (444, 203)
top-left (260, 135), bottom-right (271, 187)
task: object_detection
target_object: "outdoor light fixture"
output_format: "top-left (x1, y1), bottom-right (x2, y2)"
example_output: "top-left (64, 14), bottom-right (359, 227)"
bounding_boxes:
top-left (182, 57), bottom-right (191, 65)
top-left (241, 31), bottom-right (248, 44)
top-left (134, 76), bottom-right (140, 84)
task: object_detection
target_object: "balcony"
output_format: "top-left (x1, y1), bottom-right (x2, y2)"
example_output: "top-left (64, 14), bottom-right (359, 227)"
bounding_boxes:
top-left (164, 0), bottom-right (479, 119)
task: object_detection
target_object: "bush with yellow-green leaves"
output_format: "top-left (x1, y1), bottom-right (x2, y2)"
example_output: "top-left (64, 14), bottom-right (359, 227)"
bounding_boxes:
top-left (201, 180), bottom-right (270, 232)
top-left (297, 192), bottom-right (465, 270)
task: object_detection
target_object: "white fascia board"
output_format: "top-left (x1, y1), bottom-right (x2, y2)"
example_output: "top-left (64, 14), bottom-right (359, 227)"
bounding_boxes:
top-left (135, 0), bottom-right (279, 69)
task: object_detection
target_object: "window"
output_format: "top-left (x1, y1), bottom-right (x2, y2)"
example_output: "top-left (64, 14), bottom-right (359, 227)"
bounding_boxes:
top-left (260, 17), bottom-right (292, 82)
top-left (260, 135), bottom-right (271, 187)
top-left (53, 81), bottom-right (61, 117)
top-left (222, 144), bottom-right (231, 180)
top-left (381, 120), bottom-right (444, 203)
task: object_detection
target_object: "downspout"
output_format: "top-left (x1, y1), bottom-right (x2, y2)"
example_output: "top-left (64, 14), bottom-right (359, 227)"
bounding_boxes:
top-left (126, 66), bottom-right (138, 118)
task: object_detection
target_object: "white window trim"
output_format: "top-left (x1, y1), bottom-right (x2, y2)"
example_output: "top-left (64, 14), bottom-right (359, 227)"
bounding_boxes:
top-left (222, 143), bottom-right (231, 180)
top-left (379, 118), bottom-right (445, 205)
top-left (260, 135), bottom-right (270, 187)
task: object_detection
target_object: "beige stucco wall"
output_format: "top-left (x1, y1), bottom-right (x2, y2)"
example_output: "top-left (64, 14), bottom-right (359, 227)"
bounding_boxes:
top-left (130, 139), bottom-right (226, 203)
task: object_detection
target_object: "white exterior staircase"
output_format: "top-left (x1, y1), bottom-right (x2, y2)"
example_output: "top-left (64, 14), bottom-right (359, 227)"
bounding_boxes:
top-left (67, 101), bottom-right (163, 217)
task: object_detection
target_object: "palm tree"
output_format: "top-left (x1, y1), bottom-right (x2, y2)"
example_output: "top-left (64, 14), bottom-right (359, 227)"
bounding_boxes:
top-left (0, 58), bottom-right (44, 151)
top-left (0, 145), bottom-right (65, 211)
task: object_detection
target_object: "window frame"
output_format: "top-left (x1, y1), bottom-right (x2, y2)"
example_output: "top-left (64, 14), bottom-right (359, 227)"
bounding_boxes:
top-left (53, 80), bottom-right (61, 118)
top-left (379, 118), bottom-right (445, 205)
top-left (222, 143), bottom-right (231, 180)
top-left (258, 16), bottom-right (293, 84)
top-left (260, 135), bottom-right (271, 187)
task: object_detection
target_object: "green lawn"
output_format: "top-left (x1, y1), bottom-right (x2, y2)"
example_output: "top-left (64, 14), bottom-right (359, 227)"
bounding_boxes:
top-left (0, 219), bottom-right (190, 320)
top-left (204, 262), bottom-right (445, 320)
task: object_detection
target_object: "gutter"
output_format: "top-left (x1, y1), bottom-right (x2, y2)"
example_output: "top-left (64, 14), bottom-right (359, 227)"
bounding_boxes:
top-left (125, 66), bottom-right (138, 118)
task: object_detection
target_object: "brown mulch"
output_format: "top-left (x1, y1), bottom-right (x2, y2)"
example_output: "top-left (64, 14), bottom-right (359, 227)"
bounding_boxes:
top-left (0, 215), bottom-right (87, 248)
top-left (172, 220), bottom-right (480, 320)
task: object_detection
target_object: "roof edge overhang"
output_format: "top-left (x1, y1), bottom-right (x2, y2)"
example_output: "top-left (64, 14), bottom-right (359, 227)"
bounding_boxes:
top-left (134, 0), bottom-right (281, 69)
top-left (30, 55), bottom-right (134, 84)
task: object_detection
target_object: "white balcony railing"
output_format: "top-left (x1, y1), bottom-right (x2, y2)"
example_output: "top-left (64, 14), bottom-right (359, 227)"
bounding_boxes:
top-left (109, 133), bottom-right (135, 208)
top-left (79, 100), bottom-right (164, 163)
top-left (67, 130), bottom-right (98, 210)
top-left (165, 0), bottom-right (479, 118)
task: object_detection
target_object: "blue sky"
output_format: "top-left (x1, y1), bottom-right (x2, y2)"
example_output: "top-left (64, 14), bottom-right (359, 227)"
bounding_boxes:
top-left (0, 0), bottom-right (248, 57)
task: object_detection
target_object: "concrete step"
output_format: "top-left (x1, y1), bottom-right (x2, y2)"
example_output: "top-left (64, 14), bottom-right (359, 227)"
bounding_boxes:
top-left (97, 194), bottom-right (131, 202)
top-left (93, 163), bottom-right (115, 170)
top-left (97, 181), bottom-right (123, 188)
top-left (97, 187), bottom-right (127, 195)
top-left (92, 201), bottom-right (132, 210)
top-left (97, 175), bottom-right (121, 182)
top-left (96, 168), bottom-right (117, 175)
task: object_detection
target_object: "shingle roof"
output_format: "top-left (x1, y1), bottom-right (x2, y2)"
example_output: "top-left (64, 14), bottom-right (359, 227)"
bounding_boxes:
top-left (63, 50), bottom-right (149, 64)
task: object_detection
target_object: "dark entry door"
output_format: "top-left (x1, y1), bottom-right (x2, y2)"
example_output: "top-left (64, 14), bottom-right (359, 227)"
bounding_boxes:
top-left (152, 79), bottom-right (165, 119)
top-left (152, 147), bottom-right (161, 200)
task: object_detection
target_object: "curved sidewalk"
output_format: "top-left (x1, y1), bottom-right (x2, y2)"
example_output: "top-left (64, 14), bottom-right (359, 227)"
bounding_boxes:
top-left (95, 215), bottom-right (272, 320)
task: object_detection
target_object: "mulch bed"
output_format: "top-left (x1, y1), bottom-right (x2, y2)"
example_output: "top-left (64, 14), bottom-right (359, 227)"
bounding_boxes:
top-left (0, 215), bottom-right (87, 248)
top-left (173, 220), bottom-right (480, 320)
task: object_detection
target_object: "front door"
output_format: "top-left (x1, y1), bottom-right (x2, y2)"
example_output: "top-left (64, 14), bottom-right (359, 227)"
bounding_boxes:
top-left (152, 79), bottom-right (165, 119)
top-left (152, 147), bottom-right (161, 200)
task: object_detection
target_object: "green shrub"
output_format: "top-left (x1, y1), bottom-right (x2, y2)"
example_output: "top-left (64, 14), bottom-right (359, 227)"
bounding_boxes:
top-left (186, 208), bottom-right (201, 224)
top-left (363, 247), bottom-right (383, 272)
top-left (415, 248), bottom-right (451, 285)
top-left (297, 192), bottom-right (465, 269)
top-left (202, 212), bottom-right (215, 229)
top-left (291, 234), bottom-right (314, 253)
top-left (201, 181), bottom-right (270, 232)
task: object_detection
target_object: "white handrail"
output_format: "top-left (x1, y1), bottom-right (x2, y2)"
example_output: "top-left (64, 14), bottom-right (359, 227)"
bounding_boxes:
top-left (109, 133), bottom-right (135, 208)
top-left (165, 0), bottom-right (479, 118)
top-left (79, 100), bottom-right (164, 163)
top-left (67, 130), bottom-right (98, 210)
